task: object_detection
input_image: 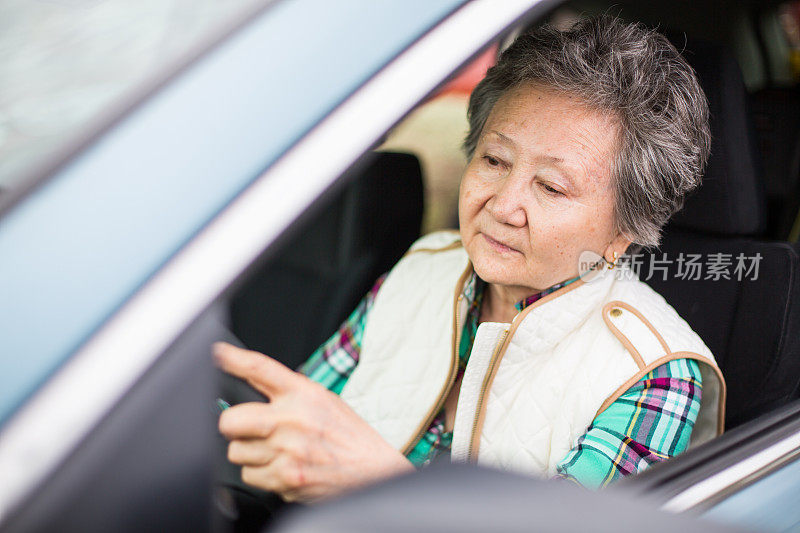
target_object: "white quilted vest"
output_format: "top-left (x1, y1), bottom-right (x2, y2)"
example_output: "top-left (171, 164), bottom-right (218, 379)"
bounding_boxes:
top-left (340, 232), bottom-right (726, 477)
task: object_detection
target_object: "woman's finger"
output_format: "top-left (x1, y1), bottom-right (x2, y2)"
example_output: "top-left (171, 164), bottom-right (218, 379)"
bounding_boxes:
top-left (218, 401), bottom-right (280, 439)
top-left (241, 455), bottom-right (306, 496)
top-left (213, 342), bottom-right (300, 398)
top-left (227, 438), bottom-right (278, 466)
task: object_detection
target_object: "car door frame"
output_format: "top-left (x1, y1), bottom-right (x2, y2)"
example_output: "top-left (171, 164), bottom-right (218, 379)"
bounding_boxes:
top-left (620, 398), bottom-right (800, 515)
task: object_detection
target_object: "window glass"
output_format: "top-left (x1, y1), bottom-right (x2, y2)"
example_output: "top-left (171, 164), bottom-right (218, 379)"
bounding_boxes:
top-left (759, 0), bottom-right (800, 86)
top-left (379, 46), bottom-right (496, 233)
top-left (0, 0), bottom-right (262, 190)
top-left (779, 0), bottom-right (800, 82)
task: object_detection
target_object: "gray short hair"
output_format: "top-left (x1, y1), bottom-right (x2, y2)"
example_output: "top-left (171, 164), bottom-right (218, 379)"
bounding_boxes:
top-left (464, 16), bottom-right (711, 247)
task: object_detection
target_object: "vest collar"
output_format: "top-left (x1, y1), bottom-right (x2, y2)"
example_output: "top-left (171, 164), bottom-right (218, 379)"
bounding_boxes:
top-left (455, 252), bottom-right (633, 351)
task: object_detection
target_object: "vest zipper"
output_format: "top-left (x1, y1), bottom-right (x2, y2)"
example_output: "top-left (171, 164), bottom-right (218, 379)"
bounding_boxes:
top-left (466, 327), bottom-right (509, 461)
top-left (401, 269), bottom-right (469, 455)
top-left (463, 277), bottom-right (588, 462)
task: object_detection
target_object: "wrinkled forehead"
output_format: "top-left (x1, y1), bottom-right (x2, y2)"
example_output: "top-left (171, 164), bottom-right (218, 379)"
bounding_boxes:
top-left (481, 83), bottom-right (621, 188)
top-left (490, 82), bottom-right (622, 137)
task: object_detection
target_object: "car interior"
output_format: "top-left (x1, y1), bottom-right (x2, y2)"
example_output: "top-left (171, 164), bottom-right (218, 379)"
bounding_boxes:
top-left (4, 1), bottom-right (800, 532)
top-left (219, 1), bottom-right (800, 529)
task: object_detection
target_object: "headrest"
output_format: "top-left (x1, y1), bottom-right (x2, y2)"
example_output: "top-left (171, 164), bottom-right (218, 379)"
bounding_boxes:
top-left (350, 151), bottom-right (423, 270)
top-left (667, 35), bottom-right (766, 236)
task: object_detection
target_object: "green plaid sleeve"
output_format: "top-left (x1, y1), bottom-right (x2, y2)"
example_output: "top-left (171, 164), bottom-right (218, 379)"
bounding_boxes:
top-left (555, 358), bottom-right (703, 489)
top-left (297, 275), bottom-right (386, 394)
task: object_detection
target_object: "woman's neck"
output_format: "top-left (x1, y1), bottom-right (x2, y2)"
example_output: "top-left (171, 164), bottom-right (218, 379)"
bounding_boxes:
top-left (480, 275), bottom-right (580, 324)
top-left (481, 283), bottom-right (528, 323)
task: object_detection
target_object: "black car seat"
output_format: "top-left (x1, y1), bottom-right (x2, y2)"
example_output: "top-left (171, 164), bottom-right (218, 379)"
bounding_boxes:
top-left (229, 151), bottom-right (424, 371)
top-left (640, 37), bottom-right (800, 429)
top-left (667, 35), bottom-right (767, 237)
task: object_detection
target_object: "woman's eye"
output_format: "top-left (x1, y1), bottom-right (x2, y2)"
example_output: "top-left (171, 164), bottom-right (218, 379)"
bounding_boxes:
top-left (483, 155), bottom-right (501, 167)
top-left (541, 182), bottom-right (564, 196)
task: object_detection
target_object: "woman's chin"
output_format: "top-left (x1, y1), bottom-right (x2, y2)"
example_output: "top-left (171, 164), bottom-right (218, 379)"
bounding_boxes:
top-left (471, 257), bottom-right (524, 287)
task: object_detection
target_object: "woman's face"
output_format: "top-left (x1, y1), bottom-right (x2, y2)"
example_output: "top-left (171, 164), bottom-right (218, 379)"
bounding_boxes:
top-left (459, 83), bottom-right (630, 293)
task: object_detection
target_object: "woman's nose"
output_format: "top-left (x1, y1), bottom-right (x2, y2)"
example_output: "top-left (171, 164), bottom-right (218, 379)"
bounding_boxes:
top-left (486, 176), bottom-right (527, 227)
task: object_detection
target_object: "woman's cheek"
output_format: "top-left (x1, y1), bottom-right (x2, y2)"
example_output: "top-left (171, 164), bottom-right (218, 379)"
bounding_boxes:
top-left (463, 186), bottom-right (489, 217)
top-left (525, 220), bottom-right (571, 266)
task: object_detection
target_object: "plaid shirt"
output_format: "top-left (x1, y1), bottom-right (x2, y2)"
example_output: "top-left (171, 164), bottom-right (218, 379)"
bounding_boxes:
top-left (299, 273), bottom-right (702, 488)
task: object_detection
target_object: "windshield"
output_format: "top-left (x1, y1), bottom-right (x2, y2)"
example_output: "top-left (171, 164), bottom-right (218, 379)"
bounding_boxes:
top-left (0, 0), bottom-right (264, 190)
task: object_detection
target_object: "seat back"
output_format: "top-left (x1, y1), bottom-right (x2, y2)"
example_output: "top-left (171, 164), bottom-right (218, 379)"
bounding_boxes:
top-left (641, 234), bottom-right (800, 428)
top-left (229, 151), bottom-right (423, 370)
top-left (641, 37), bottom-right (800, 429)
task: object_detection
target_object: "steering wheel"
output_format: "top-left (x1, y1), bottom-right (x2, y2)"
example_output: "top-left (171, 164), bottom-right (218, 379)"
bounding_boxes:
top-left (214, 369), bottom-right (296, 532)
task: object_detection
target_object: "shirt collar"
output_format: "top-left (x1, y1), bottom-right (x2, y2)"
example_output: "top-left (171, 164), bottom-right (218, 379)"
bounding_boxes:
top-left (513, 276), bottom-right (581, 312)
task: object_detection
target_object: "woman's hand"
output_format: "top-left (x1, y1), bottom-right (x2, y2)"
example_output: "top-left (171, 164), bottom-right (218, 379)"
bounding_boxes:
top-left (214, 342), bottom-right (414, 503)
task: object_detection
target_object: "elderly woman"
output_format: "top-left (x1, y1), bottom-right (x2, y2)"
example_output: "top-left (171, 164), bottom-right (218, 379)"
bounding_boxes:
top-left (214, 16), bottom-right (725, 501)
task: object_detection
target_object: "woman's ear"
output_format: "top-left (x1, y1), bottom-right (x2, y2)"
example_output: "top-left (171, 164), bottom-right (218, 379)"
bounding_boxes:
top-left (603, 233), bottom-right (633, 263)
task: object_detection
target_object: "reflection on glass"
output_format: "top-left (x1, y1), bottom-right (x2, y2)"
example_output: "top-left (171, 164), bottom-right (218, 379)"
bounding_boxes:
top-left (0, 0), bottom-right (262, 189)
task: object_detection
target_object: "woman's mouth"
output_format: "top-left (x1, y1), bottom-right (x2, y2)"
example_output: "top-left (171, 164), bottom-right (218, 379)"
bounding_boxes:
top-left (482, 233), bottom-right (519, 254)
